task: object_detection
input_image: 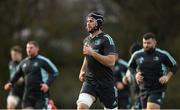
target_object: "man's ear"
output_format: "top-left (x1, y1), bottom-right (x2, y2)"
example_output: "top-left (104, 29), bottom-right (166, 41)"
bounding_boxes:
top-left (37, 47), bottom-right (40, 52)
top-left (154, 39), bottom-right (157, 46)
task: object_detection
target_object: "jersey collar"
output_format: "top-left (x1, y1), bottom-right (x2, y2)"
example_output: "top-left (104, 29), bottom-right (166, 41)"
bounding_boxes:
top-left (90, 32), bottom-right (104, 40)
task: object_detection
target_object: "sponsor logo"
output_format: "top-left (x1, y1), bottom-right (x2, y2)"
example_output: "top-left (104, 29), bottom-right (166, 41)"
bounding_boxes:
top-left (153, 56), bottom-right (159, 61)
top-left (157, 98), bottom-right (161, 103)
top-left (9, 65), bottom-right (12, 70)
top-left (33, 62), bottom-right (38, 67)
top-left (139, 57), bottom-right (144, 64)
top-left (94, 39), bottom-right (101, 45)
top-left (22, 63), bottom-right (27, 68)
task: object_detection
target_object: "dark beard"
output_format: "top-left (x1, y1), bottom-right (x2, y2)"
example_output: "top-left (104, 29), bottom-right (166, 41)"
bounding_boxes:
top-left (145, 47), bottom-right (155, 53)
top-left (88, 26), bottom-right (99, 33)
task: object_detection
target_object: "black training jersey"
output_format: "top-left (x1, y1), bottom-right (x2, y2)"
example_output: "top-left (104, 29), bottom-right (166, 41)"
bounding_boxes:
top-left (83, 32), bottom-right (116, 87)
top-left (9, 61), bottom-right (21, 80)
top-left (113, 59), bottom-right (130, 97)
top-left (128, 48), bottom-right (177, 93)
top-left (10, 55), bottom-right (59, 92)
top-left (9, 61), bottom-right (24, 97)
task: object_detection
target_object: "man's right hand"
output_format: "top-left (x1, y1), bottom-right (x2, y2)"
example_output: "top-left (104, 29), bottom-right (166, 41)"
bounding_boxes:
top-left (116, 82), bottom-right (124, 90)
top-left (122, 76), bottom-right (128, 85)
top-left (79, 71), bottom-right (85, 82)
top-left (135, 72), bottom-right (144, 84)
top-left (4, 82), bottom-right (12, 90)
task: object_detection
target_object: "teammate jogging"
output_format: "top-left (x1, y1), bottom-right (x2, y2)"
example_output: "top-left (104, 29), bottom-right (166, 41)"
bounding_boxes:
top-left (77, 11), bottom-right (118, 109)
top-left (4, 41), bottom-right (59, 109)
top-left (6, 45), bottom-right (24, 109)
top-left (123, 42), bottom-right (143, 109)
top-left (113, 54), bottom-right (131, 109)
top-left (128, 33), bottom-right (177, 109)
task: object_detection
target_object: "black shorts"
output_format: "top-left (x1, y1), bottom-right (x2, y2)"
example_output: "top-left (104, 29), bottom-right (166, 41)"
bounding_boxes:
top-left (10, 84), bottom-right (24, 99)
top-left (22, 91), bottom-right (48, 109)
top-left (117, 97), bottom-right (131, 109)
top-left (80, 81), bottom-right (117, 109)
top-left (140, 91), bottom-right (165, 108)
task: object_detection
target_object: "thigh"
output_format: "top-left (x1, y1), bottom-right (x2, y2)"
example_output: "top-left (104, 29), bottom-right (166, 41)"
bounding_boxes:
top-left (12, 85), bottom-right (24, 100)
top-left (22, 91), bottom-right (44, 108)
top-left (140, 92), bottom-right (148, 109)
top-left (148, 92), bottom-right (165, 107)
top-left (77, 81), bottom-right (97, 108)
top-left (80, 81), bottom-right (97, 98)
top-left (97, 86), bottom-right (117, 109)
top-left (35, 97), bottom-right (48, 109)
top-left (22, 94), bottom-right (35, 109)
top-left (118, 97), bottom-right (131, 109)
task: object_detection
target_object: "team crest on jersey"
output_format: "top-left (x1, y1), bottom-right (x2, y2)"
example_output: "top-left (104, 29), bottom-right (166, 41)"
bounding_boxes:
top-left (157, 98), bottom-right (162, 103)
top-left (33, 62), bottom-right (39, 67)
top-left (138, 57), bottom-right (144, 64)
top-left (114, 66), bottom-right (119, 71)
top-left (94, 39), bottom-right (101, 45)
top-left (9, 65), bottom-right (12, 70)
top-left (22, 63), bottom-right (27, 68)
top-left (153, 56), bottom-right (159, 61)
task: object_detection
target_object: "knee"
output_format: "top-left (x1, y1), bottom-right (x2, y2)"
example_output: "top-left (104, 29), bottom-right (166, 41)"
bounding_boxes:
top-left (7, 104), bottom-right (16, 109)
top-left (76, 93), bottom-right (95, 109)
top-left (77, 103), bottom-right (89, 110)
top-left (147, 102), bottom-right (160, 109)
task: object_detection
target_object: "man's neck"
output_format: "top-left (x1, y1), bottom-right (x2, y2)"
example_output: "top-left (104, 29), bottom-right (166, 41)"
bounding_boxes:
top-left (28, 54), bottom-right (38, 58)
top-left (90, 30), bottom-right (102, 38)
top-left (13, 60), bottom-right (21, 63)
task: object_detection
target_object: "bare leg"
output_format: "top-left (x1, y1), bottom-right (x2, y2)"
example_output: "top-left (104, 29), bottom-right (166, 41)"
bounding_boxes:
top-left (77, 103), bottom-right (89, 110)
top-left (22, 107), bottom-right (34, 110)
top-left (147, 102), bottom-right (160, 109)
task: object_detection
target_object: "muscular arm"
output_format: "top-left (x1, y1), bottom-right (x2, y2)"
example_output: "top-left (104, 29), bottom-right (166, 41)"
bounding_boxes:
top-left (83, 45), bottom-right (115, 68)
top-left (159, 71), bottom-right (173, 84)
top-left (41, 58), bottom-right (59, 86)
top-left (166, 71), bottom-right (173, 81)
top-left (91, 51), bottom-right (115, 68)
top-left (80, 57), bottom-right (88, 73)
top-left (10, 66), bottom-right (23, 85)
top-left (159, 50), bottom-right (177, 84)
top-left (79, 57), bottom-right (88, 82)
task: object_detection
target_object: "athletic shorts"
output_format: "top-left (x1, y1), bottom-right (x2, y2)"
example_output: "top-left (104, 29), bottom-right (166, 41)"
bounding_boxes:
top-left (140, 91), bottom-right (165, 108)
top-left (80, 81), bottom-right (117, 109)
top-left (117, 97), bottom-right (131, 109)
top-left (10, 84), bottom-right (24, 99)
top-left (22, 91), bottom-right (48, 109)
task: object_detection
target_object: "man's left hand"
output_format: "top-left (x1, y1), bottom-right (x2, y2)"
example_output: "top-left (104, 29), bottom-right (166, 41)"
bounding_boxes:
top-left (40, 83), bottom-right (49, 93)
top-left (159, 76), bottom-right (168, 84)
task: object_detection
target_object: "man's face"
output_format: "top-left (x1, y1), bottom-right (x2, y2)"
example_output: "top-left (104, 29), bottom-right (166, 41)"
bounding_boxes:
top-left (143, 38), bottom-right (156, 51)
top-left (26, 43), bottom-right (39, 57)
top-left (10, 51), bottom-right (22, 61)
top-left (86, 17), bottom-right (97, 33)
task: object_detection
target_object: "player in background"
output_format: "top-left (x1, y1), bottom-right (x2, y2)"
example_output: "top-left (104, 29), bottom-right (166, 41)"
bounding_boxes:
top-left (113, 53), bottom-right (131, 109)
top-left (4, 41), bottom-right (59, 109)
top-left (128, 33), bottom-right (177, 109)
top-left (123, 42), bottom-right (143, 109)
top-left (6, 45), bottom-right (24, 109)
